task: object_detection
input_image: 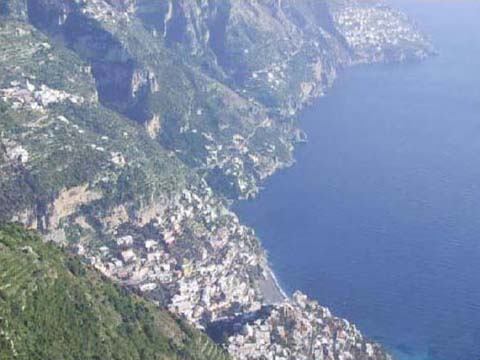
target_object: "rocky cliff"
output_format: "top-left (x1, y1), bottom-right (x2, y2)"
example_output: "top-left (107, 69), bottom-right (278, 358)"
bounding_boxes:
top-left (0, 1), bottom-right (432, 359)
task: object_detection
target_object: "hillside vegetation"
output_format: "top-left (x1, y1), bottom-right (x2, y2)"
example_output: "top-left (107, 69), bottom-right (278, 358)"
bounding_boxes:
top-left (0, 224), bottom-right (229, 360)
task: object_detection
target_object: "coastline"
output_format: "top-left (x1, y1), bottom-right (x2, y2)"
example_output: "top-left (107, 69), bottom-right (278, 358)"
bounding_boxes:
top-left (260, 264), bottom-right (289, 304)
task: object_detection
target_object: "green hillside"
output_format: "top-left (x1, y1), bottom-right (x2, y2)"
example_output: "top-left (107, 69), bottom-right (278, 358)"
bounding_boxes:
top-left (0, 224), bottom-right (229, 360)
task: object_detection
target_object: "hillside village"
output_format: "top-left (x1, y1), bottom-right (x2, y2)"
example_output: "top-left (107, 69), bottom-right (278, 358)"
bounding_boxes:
top-left (227, 292), bottom-right (391, 360)
top-left (81, 183), bottom-right (270, 326)
top-left (1, 81), bottom-right (86, 112)
top-left (334, 4), bottom-right (432, 62)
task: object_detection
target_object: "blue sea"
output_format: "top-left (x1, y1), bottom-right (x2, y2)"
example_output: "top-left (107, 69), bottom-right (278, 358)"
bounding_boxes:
top-left (234, 1), bottom-right (480, 360)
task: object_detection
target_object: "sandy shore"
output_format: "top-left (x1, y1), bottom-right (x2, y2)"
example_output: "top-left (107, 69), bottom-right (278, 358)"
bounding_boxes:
top-left (259, 266), bottom-right (288, 304)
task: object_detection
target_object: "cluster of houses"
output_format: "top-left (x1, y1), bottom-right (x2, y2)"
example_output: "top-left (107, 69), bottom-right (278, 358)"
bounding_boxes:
top-left (201, 119), bottom-right (291, 200)
top-left (251, 62), bottom-right (290, 92)
top-left (0, 80), bottom-right (85, 113)
top-left (334, 5), bottom-right (429, 62)
top-left (79, 0), bottom-right (135, 25)
top-left (227, 292), bottom-right (390, 360)
top-left (84, 183), bottom-right (269, 328)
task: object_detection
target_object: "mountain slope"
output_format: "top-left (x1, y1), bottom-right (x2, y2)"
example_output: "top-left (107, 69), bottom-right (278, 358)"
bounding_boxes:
top-left (5, 0), bottom-right (433, 199)
top-left (0, 223), bottom-right (229, 360)
top-left (0, 16), bottom-right (269, 329)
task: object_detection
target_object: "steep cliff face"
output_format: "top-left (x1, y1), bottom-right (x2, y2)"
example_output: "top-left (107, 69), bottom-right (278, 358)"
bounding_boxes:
top-left (0, 1), bottom-right (432, 359)
top-left (4, 0), bottom-right (432, 199)
top-left (131, 0), bottom-right (350, 112)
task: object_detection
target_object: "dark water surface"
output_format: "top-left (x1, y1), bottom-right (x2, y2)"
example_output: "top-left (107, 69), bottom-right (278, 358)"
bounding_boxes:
top-left (234, 2), bottom-right (480, 360)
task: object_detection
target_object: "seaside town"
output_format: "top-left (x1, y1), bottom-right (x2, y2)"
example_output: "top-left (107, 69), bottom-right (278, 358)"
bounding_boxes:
top-left (227, 292), bottom-right (391, 360)
top-left (79, 182), bottom-right (273, 327)
top-left (333, 3), bottom-right (431, 62)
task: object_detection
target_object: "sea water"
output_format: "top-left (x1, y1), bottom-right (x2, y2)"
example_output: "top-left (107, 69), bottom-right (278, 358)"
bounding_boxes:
top-left (234, 2), bottom-right (480, 359)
